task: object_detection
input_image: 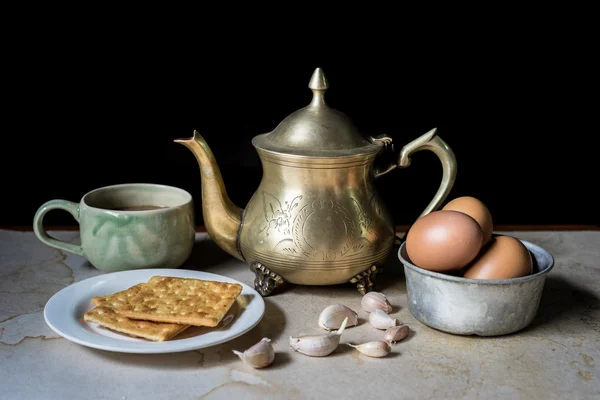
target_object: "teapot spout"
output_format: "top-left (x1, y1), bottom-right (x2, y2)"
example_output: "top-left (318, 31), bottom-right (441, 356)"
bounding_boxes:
top-left (174, 130), bottom-right (244, 261)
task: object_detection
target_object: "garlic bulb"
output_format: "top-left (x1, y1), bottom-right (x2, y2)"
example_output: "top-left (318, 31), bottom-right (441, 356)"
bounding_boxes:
top-left (290, 317), bottom-right (348, 357)
top-left (384, 325), bottom-right (409, 344)
top-left (360, 291), bottom-right (392, 313)
top-left (232, 337), bottom-right (275, 368)
top-left (347, 341), bottom-right (391, 358)
top-left (318, 304), bottom-right (358, 331)
top-left (368, 308), bottom-right (398, 329)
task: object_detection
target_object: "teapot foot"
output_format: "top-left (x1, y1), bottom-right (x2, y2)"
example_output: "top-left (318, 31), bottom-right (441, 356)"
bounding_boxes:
top-left (250, 262), bottom-right (285, 297)
top-left (350, 265), bottom-right (380, 295)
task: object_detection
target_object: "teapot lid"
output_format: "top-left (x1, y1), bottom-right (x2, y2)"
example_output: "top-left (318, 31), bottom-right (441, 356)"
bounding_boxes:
top-left (252, 68), bottom-right (382, 157)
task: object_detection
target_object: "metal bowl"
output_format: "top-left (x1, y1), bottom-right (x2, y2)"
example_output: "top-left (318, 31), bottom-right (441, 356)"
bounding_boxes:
top-left (397, 236), bottom-right (554, 336)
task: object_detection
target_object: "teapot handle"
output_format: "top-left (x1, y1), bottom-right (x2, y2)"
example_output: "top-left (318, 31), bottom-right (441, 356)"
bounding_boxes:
top-left (370, 127), bottom-right (457, 219)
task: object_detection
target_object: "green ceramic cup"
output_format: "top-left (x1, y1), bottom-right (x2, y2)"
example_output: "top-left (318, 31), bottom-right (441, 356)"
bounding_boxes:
top-left (33, 183), bottom-right (196, 272)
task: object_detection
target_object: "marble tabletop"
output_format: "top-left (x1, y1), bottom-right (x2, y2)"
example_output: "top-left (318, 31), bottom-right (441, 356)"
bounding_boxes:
top-left (1, 229), bottom-right (598, 399)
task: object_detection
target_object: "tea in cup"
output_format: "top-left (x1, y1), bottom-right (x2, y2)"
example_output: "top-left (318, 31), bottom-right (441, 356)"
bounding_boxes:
top-left (33, 183), bottom-right (196, 272)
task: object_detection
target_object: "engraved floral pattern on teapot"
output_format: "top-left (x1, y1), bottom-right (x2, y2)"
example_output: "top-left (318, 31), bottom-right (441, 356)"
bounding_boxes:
top-left (255, 191), bottom-right (382, 261)
top-left (258, 193), bottom-right (302, 237)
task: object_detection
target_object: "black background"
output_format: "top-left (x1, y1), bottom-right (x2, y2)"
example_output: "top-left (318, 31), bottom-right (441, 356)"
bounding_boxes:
top-left (2, 19), bottom-right (597, 228)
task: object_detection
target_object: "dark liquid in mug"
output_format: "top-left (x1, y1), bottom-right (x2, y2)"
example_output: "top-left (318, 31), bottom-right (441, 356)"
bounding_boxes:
top-left (112, 205), bottom-right (168, 211)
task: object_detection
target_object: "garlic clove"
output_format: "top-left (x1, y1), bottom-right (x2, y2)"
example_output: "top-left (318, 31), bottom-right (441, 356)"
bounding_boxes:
top-left (347, 341), bottom-right (392, 358)
top-left (318, 304), bottom-right (359, 331)
top-left (232, 337), bottom-right (275, 368)
top-left (290, 317), bottom-right (348, 357)
top-left (384, 325), bottom-right (409, 344)
top-left (289, 334), bottom-right (339, 357)
top-left (368, 308), bottom-right (398, 330)
top-left (360, 291), bottom-right (392, 313)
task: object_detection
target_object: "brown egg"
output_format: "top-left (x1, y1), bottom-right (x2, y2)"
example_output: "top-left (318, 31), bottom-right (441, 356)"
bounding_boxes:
top-left (442, 196), bottom-right (494, 245)
top-left (463, 235), bottom-right (533, 280)
top-left (406, 210), bottom-right (484, 272)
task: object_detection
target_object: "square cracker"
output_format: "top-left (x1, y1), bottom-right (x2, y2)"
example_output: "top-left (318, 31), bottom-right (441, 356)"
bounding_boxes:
top-left (92, 283), bottom-right (146, 307)
top-left (83, 305), bottom-right (190, 342)
top-left (90, 284), bottom-right (190, 341)
top-left (95, 276), bottom-right (243, 327)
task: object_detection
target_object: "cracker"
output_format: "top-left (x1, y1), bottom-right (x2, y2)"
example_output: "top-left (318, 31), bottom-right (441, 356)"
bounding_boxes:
top-left (96, 276), bottom-right (243, 327)
top-left (92, 283), bottom-right (146, 307)
top-left (83, 305), bottom-right (190, 342)
top-left (91, 283), bottom-right (190, 341)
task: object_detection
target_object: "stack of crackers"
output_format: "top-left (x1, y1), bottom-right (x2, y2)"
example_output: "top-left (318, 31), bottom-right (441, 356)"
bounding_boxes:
top-left (84, 276), bottom-right (243, 342)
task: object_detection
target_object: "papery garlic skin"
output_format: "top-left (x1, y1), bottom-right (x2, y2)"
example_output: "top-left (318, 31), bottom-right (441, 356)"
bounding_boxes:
top-left (384, 325), bottom-right (409, 344)
top-left (347, 341), bottom-right (391, 358)
top-left (289, 334), bottom-right (338, 357)
top-left (361, 292), bottom-right (392, 313)
top-left (233, 337), bottom-right (275, 368)
top-left (318, 304), bottom-right (358, 331)
top-left (290, 317), bottom-right (348, 357)
top-left (368, 308), bottom-right (398, 329)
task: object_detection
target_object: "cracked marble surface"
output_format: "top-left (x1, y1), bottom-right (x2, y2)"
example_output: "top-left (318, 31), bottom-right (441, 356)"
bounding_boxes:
top-left (1, 229), bottom-right (599, 399)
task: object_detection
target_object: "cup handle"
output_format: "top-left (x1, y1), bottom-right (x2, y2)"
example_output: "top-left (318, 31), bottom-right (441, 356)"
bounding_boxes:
top-left (33, 200), bottom-right (84, 256)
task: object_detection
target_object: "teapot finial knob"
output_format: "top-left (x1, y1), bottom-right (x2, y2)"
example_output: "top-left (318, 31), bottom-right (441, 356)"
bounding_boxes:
top-left (309, 67), bottom-right (329, 90)
top-left (308, 67), bottom-right (328, 107)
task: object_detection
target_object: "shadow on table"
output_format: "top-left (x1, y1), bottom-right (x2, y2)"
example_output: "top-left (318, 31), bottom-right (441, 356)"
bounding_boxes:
top-left (523, 274), bottom-right (600, 333)
top-left (182, 235), bottom-right (235, 270)
top-left (82, 298), bottom-right (287, 370)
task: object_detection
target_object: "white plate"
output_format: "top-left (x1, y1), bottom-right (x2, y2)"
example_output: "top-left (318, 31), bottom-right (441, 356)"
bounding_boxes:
top-left (43, 269), bottom-right (265, 354)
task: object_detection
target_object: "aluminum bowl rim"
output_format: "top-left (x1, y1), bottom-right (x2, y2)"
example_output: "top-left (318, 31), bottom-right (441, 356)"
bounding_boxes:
top-left (397, 238), bottom-right (554, 286)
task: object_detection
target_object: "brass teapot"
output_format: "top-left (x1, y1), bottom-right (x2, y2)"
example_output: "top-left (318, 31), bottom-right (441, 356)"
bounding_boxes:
top-left (175, 68), bottom-right (457, 296)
